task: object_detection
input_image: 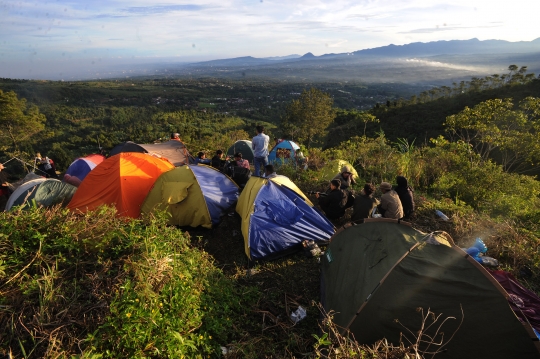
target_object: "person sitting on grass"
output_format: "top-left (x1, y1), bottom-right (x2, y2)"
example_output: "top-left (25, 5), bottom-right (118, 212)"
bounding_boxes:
top-left (395, 176), bottom-right (415, 220)
top-left (378, 181), bottom-right (404, 219)
top-left (194, 151), bottom-right (211, 165)
top-left (211, 150), bottom-right (228, 171)
top-left (332, 165), bottom-right (356, 190)
top-left (351, 183), bottom-right (379, 223)
top-left (234, 152), bottom-right (250, 170)
top-left (316, 179), bottom-right (348, 220)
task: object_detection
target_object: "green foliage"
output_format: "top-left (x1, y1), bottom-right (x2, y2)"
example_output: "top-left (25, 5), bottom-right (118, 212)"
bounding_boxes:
top-left (326, 109), bottom-right (380, 147)
top-left (445, 97), bottom-right (540, 173)
top-left (282, 88), bottom-right (336, 148)
top-left (331, 133), bottom-right (399, 184)
top-left (0, 207), bottom-right (251, 358)
top-left (0, 89), bottom-right (46, 153)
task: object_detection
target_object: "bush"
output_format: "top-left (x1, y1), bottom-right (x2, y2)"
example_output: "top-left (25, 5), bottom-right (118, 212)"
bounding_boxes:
top-left (0, 206), bottom-right (250, 358)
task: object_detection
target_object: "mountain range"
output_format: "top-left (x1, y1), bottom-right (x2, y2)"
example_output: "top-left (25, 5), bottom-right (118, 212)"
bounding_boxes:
top-left (190, 38), bottom-right (540, 67)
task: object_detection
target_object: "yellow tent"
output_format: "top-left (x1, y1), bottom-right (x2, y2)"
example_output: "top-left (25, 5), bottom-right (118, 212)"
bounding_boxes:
top-left (319, 160), bottom-right (358, 181)
top-left (141, 165), bottom-right (239, 228)
top-left (236, 176), bottom-right (334, 260)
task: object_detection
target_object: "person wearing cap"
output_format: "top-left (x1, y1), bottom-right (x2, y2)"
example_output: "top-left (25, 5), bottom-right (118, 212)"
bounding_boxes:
top-left (351, 183), bottom-right (380, 223)
top-left (378, 181), bottom-right (403, 219)
top-left (234, 152), bottom-right (250, 170)
top-left (332, 165), bottom-right (356, 190)
top-left (194, 151), bottom-right (211, 165)
top-left (171, 132), bottom-right (182, 141)
top-left (316, 179), bottom-right (348, 220)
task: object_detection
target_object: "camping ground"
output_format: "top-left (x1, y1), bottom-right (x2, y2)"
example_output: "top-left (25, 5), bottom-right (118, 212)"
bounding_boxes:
top-left (1, 171), bottom-right (540, 358)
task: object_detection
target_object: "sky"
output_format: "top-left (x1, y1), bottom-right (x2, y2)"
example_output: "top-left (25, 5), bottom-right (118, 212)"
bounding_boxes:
top-left (1, 0), bottom-right (539, 79)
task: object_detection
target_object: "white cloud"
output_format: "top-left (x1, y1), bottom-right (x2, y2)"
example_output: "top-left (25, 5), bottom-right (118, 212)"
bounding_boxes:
top-left (0, 0), bottom-right (539, 78)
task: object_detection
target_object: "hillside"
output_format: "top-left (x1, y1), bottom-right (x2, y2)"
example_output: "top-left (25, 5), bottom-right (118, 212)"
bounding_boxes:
top-left (326, 79), bottom-right (540, 146)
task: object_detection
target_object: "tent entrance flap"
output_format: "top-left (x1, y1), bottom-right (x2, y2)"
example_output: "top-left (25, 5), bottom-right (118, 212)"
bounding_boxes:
top-left (163, 182), bottom-right (192, 204)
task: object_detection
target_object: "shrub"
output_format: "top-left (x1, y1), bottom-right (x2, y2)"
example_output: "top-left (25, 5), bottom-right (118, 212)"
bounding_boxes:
top-left (0, 206), bottom-right (249, 358)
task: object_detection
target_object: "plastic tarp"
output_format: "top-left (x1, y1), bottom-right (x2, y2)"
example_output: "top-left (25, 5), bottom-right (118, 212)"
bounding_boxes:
top-left (68, 152), bottom-right (174, 218)
top-left (239, 178), bottom-right (334, 260)
top-left (5, 178), bottom-right (46, 210)
top-left (490, 269), bottom-right (540, 335)
top-left (141, 164), bottom-right (239, 228)
top-left (190, 165), bottom-right (239, 225)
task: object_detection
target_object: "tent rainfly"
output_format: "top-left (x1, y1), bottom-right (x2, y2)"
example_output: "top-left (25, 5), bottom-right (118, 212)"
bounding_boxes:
top-left (321, 220), bottom-right (540, 359)
top-left (141, 164), bottom-right (239, 228)
top-left (64, 154), bottom-right (105, 187)
top-left (68, 152), bottom-right (174, 218)
top-left (227, 140), bottom-right (254, 163)
top-left (236, 176), bottom-right (335, 260)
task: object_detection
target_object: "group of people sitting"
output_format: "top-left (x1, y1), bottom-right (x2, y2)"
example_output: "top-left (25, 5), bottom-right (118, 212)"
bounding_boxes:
top-left (193, 150), bottom-right (252, 187)
top-left (317, 166), bottom-right (415, 223)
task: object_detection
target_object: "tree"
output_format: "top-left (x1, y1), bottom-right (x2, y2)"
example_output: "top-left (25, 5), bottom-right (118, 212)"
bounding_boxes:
top-left (444, 97), bottom-right (540, 173)
top-left (281, 88), bottom-right (335, 148)
top-left (0, 90), bottom-right (46, 153)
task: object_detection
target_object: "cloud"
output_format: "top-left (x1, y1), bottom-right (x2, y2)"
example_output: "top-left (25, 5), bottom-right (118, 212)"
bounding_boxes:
top-left (402, 23), bottom-right (504, 34)
top-left (326, 40), bottom-right (348, 47)
top-left (122, 4), bottom-right (207, 14)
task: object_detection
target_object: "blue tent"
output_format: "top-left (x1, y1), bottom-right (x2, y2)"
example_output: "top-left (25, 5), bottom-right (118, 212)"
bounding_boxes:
top-left (236, 176), bottom-right (335, 260)
top-left (267, 140), bottom-right (302, 165)
top-left (141, 164), bottom-right (239, 228)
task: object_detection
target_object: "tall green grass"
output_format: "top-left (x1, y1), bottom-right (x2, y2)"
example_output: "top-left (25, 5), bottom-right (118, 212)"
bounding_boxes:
top-left (0, 207), bottom-right (255, 358)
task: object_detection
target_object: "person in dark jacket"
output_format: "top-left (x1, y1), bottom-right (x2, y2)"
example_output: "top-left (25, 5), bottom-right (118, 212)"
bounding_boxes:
top-left (395, 176), bottom-right (415, 220)
top-left (316, 179), bottom-right (348, 220)
top-left (211, 150), bottom-right (228, 171)
top-left (351, 183), bottom-right (379, 223)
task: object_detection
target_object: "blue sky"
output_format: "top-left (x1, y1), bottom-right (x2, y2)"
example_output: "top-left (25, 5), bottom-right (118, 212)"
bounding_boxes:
top-left (0, 0), bottom-right (538, 79)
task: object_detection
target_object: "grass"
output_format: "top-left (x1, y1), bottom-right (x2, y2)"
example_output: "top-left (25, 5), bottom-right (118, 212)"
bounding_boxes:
top-left (1, 183), bottom-right (540, 358)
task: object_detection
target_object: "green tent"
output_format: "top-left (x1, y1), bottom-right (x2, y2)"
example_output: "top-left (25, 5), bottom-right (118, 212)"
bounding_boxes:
top-left (6, 179), bottom-right (77, 211)
top-left (227, 140), bottom-right (254, 163)
top-left (319, 160), bottom-right (358, 181)
top-left (321, 219), bottom-right (540, 359)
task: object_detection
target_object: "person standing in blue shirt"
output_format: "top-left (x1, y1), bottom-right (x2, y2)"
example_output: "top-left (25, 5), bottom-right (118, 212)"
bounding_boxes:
top-left (252, 125), bottom-right (270, 176)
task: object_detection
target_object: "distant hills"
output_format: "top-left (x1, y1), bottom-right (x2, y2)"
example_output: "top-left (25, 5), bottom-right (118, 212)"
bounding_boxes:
top-left (5, 38), bottom-right (540, 82)
top-left (191, 38), bottom-right (540, 67)
top-left (162, 38), bottom-right (540, 85)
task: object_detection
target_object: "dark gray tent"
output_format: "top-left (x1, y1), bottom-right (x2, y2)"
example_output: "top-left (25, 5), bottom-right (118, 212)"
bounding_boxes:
top-left (109, 141), bottom-right (147, 157)
top-left (227, 140), bottom-right (254, 163)
top-left (321, 219), bottom-right (540, 359)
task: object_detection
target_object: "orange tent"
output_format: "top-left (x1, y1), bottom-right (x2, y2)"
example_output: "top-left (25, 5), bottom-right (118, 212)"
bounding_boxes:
top-left (68, 152), bottom-right (174, 218)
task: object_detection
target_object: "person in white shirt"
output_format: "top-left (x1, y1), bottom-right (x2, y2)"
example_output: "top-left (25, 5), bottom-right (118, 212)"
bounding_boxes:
top-left (252, 125), bottom-right (270, 176)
